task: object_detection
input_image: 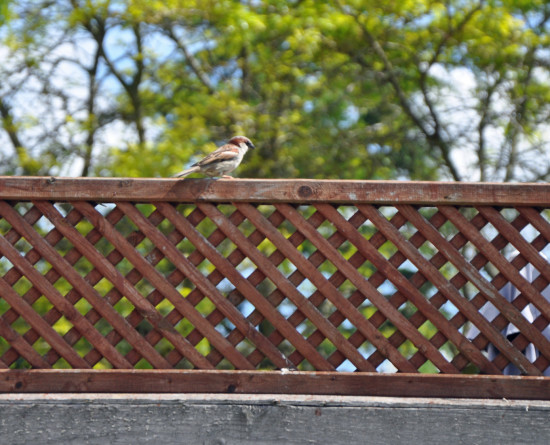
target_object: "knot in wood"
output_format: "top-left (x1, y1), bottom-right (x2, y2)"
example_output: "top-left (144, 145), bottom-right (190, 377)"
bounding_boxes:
top-left (298, 185), bottom-right (313, 198)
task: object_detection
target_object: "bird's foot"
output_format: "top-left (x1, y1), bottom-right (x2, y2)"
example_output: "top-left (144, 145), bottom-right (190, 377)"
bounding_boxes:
top-left (221, 175), bottom-right (234, 179)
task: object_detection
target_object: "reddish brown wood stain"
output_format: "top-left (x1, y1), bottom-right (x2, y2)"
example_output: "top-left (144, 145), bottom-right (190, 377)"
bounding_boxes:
top-left (1, 177), bottom-right (550, 397)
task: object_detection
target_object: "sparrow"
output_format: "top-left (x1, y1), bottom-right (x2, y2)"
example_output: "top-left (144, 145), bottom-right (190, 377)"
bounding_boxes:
top-left (173, 136), bottom-right (255, 178)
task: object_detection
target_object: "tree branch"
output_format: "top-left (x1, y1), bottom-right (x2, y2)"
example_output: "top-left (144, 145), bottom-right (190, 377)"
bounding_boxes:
top-left (339, 3), bottom-right (462, 180)
top-left (164, 24), bottom-right (215, 94)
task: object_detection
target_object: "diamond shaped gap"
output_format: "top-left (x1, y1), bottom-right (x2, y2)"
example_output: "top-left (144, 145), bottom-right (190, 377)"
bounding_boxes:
top-left (297, 238), bottom-right (317, 260)
top-left (397, 338), bottom-right (418, 361)
top-left (276, 338), bottom-right (296, 359)
top-left (155, 298), bottom-right (176, 318)
top-left (236, 218), bottom-right (258, 238)
top-left (13, 236), bottom-right (33, 256)
top-left (335, 205), bottom-right (358, 220)
top-left (173, 356), bottom-right (194, 370)
top-left (519, 223), bottom-right (541, 243)
top-left (397, 301), bottom-right (418, 320)
top-left (12, 275), bottom-right (34, 296)
top-left (214, 317), bottom-right (236, 337)
top-left (93, 318), bottom-right (114, 337)
top-left (52, 315), bottom-right (73, 336)
top-left (73, 337), bottom-right (93, 357)
top-left (377, 239), bottom-right (399, 261)
top-left (31, 295), bottom-right (55, 315)
top-left (254, 237), bottom-right (277, 257)
top-left (215, 236), bottom-right (238, 258)
top-left (276, 257), bottom-right (297, 278)
top-left (134, 236), bottom-right (156, 259)
top-left (154, 337), bottom-right (175, 357)
top-left (376, 358), bottom-right (397, 373)
top-left (193, 215), bottom-right (219, 239)
top-left (418, 360), bottom-right (438, 373)
top-left (52, 357), bottom-right (71, 369)
top-left (338, 278), bottom-right (360, 299)
top-left (440, 340), bottom-right (459, 362)
top-left (173, 317), bottom-right (195, 338)
top-left (337, 239), bottom-right (359, 261)
top-left (113, 212), bottom-right (141, 238)
top-left (316, 218), bottom-right (337, 240)
top-left (357, 219), bottom-right (378, 240)
top-left (377, 279), bottom-right (398, 298)
top-left (73, 218), bottom-right (95, 238)
top-left (154, 256), bottom-right (176, 276)
top-left (195, 256), bottom-right (216, 277)
top-left (52, 202), bottom-right (75, 218)
top-left (93, 277), bottom-right (113, 297)
top-left (155, 214), bottom-right (176, 237)
top-left (296, 205), bottom-right (317, 220)
top-left (135, 318), bottom-right (154, 337)
top-left (73, 255), bottom-right (95, 277)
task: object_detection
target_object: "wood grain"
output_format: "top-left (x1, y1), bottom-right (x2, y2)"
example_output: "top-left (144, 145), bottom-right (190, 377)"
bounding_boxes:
top-left (1, 369), bottom-right (549, 400)
top-left (2, 177), bottom-right (550, 205)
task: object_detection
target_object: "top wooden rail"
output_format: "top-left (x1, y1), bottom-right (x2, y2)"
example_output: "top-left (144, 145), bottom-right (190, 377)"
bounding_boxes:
top-left (1, 176), bottom-right (550, 205)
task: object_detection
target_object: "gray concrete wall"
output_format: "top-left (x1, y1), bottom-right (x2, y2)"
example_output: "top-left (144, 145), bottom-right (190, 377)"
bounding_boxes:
top-left (1, 394), bottom-right (549, 445)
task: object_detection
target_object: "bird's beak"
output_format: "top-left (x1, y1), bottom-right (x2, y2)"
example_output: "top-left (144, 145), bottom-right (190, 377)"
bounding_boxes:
top-left (247, 141), bottom-right (255, 149)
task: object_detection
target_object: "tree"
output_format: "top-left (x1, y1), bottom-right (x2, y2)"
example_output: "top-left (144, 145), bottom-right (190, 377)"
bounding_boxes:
top-left (2, 0), bottom-right (548, 181)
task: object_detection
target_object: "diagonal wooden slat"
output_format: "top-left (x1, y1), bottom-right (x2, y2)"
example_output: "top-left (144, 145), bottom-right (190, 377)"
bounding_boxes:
top-left (63, 201), bottom-right (221, 369)
top-left (454, 226), bottom-right (550, 372)
top-left (359, 205), bottom-right (519, 374)
top-left (355, 209), bottom-right (538, 372)
top-left (0, 204), bottom-right (133, 369)
top-left (0, 310), bottom-right (50, 368)
top-left (202, 208), bottom-right (305, 367)
top-left (257, 209), bottom-right (369, 368)
top-left (443, 211), bottom-right (533, 371)
top-left (67, 203), bottom-right (215, 369)
top-left (0, 253), bottom-right (91, 369)
top-left (58, 205), bottom-right (155, 367)
top-left (155, 201), bottom-right (323, 370)
top-left (160, 206), bottom-right (282, 367)
top-left (27, 201), bottom-right (171, 369)
top-left (276, 203), bottom-right (457, 373)
top-left (232, 203), bottom-right (416, 372)
top-left (84, 206), bottom-right (209, 368)
top-left (138, 208), bottom-right (298, 370)
top-left (365, 210), bottom-right (459, 370)
top-left (198, 203), bottom-right (378, 371)
top-left (476, 206), bottom-right (550, 319)
top-left (139, 207), bottom-right (247, 367)
top-left (194, 203), bottom-right (345, 370)
top-left (435, 206), bottom-right (550, 361)
top-left (393, 204), bottom-right (541, 375)
top-left (114, 201), bottom-right (259, 370)
top-left (204, 208), bottom-right (355, 368)
top-left (0, 204), bottom-right (73, 366)
top-left (4, 205), bottom-right (123, 367)
top-left (316, 203), bottom-right (486, 373)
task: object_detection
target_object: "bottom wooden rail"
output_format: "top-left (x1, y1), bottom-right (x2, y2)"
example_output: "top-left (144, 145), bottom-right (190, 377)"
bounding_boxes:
top-left (1, 370), bottom-right (549, 400)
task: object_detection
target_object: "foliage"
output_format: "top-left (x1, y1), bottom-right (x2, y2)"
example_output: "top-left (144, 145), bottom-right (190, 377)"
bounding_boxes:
top-left (1, 0), bottom-right (549, 181)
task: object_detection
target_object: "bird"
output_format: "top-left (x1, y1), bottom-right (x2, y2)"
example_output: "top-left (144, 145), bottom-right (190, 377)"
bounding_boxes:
top-left (172, 136), bottom-right (255, 179)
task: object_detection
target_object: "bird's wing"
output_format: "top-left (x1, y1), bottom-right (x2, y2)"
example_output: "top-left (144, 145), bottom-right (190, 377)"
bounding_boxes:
top-left (195, 145), bottom-right (240, 167)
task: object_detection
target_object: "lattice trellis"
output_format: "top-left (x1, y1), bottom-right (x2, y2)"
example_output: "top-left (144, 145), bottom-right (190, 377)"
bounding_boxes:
top-left (1, 179), bottom-right (550, 375)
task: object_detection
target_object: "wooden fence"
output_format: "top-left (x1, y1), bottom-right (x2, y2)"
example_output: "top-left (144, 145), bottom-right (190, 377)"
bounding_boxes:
top-left (1, 177), bottom-right (550, 398)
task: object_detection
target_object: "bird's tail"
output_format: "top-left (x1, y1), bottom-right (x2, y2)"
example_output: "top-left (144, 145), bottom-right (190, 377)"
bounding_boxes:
top-left (172, 166), bottom-right (200, 178)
